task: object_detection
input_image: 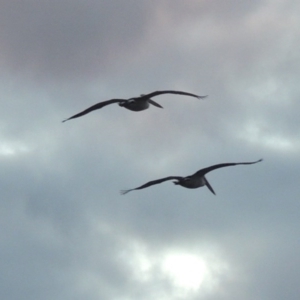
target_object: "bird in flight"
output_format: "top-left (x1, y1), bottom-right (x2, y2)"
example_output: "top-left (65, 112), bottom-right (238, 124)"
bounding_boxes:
top-left (121, 159), bottom-right (263, 195)
top-left (62, 90), bottom-right (207, 122)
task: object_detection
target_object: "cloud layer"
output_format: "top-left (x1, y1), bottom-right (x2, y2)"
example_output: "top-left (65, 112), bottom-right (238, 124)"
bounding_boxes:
top-left (1, 1), bottom-right (300, 299)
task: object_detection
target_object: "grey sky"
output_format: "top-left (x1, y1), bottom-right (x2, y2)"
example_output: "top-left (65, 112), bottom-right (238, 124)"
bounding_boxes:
top-left (1, 1), bottom-right (300, 299)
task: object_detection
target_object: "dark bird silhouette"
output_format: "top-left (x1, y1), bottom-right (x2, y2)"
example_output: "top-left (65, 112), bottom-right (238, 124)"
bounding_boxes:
top-left (121, 159), bottom-right (263, 195)
top-left (62, 90), bottom-right (207, 122)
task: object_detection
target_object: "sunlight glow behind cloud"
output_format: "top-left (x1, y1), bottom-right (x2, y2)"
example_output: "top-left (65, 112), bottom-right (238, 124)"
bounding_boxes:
top-left (120, 238), bottom-right (229, 298)
top-left (162, 252), bottom-right (207, 290)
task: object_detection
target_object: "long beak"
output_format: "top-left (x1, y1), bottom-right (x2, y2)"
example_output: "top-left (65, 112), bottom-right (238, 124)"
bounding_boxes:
top-left (204, 177), bottom-right (216, 195)
top-left (149, 99), bottom-right (163, 108)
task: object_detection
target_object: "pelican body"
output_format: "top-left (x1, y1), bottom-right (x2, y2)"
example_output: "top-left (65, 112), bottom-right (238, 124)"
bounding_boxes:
top-left (118, 98), bottom-right (151, 111)
top-left (62, 90), bottom-right (207, 122)
top-left (121, 159), bottom-right (263, 195)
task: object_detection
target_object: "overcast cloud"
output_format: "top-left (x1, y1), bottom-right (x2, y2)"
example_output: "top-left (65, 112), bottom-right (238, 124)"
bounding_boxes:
top-left (1, 1), bottom-right (300, 299)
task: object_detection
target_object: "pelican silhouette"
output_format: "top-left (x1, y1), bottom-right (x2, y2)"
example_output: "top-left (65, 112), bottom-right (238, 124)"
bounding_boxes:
top-left (62, 90), bottom-right (207, 122)
top-left (121, 159), bottom-right (263, 195)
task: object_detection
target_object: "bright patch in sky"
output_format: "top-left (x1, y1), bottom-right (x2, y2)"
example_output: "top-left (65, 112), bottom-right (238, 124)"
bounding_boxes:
top-left (238, 122), bottom-right (299, 152)
top-left (0, 142), bottom-right (30, 156)
top-left (121, 239), bottom-right (230, 297)
top-left (162, 253), bottom-right (207, 290)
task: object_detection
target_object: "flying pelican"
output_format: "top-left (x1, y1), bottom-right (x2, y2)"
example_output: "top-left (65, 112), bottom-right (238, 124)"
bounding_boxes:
top-left (62, 90), bottom-right (207, 122)
top-left (121, 159), bottom-right (263, 195)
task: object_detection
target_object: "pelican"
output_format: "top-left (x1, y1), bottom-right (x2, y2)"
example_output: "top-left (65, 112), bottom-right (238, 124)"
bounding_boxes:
top-left (62, 90), bottom-right (207, 122)
top-left (121, 159), bottom-right (263, 195)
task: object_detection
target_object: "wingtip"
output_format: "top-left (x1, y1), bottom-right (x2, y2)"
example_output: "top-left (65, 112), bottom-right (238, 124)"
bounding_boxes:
top-left (62, 118), bottom-right (70, 123)
top-left (120, 190), bottom-right (129, 195)
top-left (197, 95), bottom-right (208, 99)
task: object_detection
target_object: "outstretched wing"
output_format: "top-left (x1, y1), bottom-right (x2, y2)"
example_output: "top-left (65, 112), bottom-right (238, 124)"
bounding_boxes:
top-left (121, 176), bottom-right (182, 195)
top-left (141, 90), bottom-right (208, 100)
top-left (62, 99), bottom-right (124, 122)
top-left (193, 159), bottom-right (263, 177)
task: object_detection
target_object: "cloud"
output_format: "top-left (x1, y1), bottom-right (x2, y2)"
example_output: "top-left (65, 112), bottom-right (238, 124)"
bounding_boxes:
top-left (0, 0), bottom-right (300, 299)
top-left (0, 0), bottom-right (154, 81)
